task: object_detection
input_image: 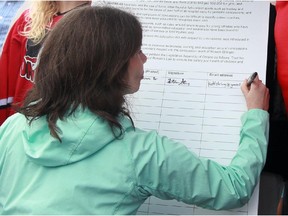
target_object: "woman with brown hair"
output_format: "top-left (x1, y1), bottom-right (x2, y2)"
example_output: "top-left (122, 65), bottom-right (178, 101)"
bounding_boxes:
top-left (0, 5), bottom-right (270, 215)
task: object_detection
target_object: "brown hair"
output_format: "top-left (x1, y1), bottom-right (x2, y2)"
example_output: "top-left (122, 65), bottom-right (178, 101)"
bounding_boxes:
top-left (20, 6), bottom-right (143, 141)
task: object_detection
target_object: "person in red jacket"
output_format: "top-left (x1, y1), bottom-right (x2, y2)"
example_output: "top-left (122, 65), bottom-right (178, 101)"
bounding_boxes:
top-left (0, 1), bottom-right (91, 125)
top-left (274, 1), bottom-right (288, 214)
top-left (275, 1), bottom-right (288, 114)
top-left (259, 1), bottom-right (288, 214)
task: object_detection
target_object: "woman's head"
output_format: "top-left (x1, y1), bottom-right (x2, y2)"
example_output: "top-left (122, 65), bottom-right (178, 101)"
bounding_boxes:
top-left (22, 6), bottom-right (144, 140)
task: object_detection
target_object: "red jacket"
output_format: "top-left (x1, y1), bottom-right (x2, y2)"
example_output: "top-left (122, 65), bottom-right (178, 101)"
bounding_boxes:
top-left (0, 10), bottom-right (62, 125)
top-left (275, 1), bottom-right (288, 114)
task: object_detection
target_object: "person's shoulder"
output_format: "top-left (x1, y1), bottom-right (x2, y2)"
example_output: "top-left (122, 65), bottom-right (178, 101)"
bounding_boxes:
top-left (15, 9), bottom-right (30, 23)
top-left (0, 113), bottom-right (26, 130)
top-left (4, 8), bottom-right (30, 34)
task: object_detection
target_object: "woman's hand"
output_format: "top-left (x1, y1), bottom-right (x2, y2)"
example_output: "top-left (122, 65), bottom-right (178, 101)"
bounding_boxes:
top-left (241, 75), bottom-right (270, 111)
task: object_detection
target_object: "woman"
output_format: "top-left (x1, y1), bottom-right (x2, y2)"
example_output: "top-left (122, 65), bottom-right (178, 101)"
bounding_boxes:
top-left (0, 6), bottom-right (270, 215)
top-left (0, 1), bottom-right (91, 125)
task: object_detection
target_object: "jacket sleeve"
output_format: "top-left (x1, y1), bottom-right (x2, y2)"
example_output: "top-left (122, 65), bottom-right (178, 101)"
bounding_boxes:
top-left (0, 11), bottom-right (27, 125)
top-left (130, 109), bottom-right (269, 210)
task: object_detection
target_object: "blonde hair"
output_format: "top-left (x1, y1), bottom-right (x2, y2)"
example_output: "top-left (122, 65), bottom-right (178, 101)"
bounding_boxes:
top-left (21, 1), bottom-right (58, 44)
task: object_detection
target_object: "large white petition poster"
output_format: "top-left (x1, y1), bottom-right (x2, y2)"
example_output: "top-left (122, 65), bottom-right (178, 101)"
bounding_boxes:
top-left (95, 0), bottom-right (270, 214)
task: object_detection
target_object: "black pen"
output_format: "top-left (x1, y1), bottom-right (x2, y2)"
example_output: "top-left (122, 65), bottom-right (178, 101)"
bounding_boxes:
top-left (247, 72), bottom-right (258, 87)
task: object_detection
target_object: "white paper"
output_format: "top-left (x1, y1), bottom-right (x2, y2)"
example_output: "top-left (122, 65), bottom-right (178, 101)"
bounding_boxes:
top-left (95, 0), bottom-right (270, 214)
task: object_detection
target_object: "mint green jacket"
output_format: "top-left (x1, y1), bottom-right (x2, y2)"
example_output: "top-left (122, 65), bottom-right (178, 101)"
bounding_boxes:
top-left (0, 109), bottom-right (269, 214)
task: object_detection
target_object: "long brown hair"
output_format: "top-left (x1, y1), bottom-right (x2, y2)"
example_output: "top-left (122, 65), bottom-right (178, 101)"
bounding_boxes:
top-left (20, 6), bottom-right (142, 141)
